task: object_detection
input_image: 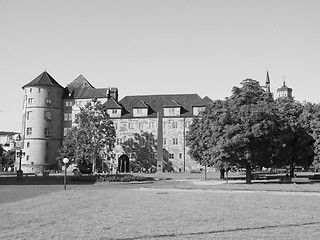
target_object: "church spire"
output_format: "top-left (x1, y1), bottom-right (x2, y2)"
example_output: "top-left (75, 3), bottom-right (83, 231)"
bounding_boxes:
top-left (265, 71), bottom-right (271, 94)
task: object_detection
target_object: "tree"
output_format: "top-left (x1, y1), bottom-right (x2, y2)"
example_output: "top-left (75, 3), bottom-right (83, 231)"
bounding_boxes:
top-left (57, 100), bottom-right (116, 173)
top-left (274, 99), bottom-right (314, 177)
top-left (1, 148), bottom-right (15, 171)
top-left (121, 131), bottom-right (174, 172)
top-left (187, 79), bottom-right (280, 183)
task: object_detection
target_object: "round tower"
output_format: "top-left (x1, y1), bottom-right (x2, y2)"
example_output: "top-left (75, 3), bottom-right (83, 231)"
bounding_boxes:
top-left (18, 71), bottom-right (64, 173)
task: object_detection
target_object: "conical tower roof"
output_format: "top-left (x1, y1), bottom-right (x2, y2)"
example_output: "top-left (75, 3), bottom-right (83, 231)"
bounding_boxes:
top-left (23, 71), bottom-right (63, 89)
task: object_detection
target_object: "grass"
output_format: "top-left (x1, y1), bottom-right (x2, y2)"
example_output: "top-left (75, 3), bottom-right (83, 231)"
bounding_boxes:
top-left (0, 173), bottom-right (320, 239)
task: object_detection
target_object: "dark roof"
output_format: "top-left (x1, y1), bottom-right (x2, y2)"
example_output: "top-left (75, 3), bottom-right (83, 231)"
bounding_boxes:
top-left (64, 75), bottom-right (109, 99)
top-left (163, 100), bottom-right (181, 107)
top-left (277, 81), bottom-right (292, 92)
top-left (66, 75), bottom-right (94, 92)
top-left (104, 98), bottom-right (122, 109)
top-left (0, 131), bottom-right (19, 136)
top-left (23, 71), bottom-right (63, 89)
top-left (118, 94), bottom-right (208, 118)
top-left (193, 96), bottom-right (213, 107)
top-left (133, 100), bottom-right (149, 108)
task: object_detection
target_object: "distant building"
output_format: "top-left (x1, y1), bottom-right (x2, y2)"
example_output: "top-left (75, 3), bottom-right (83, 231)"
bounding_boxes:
top-left (277, 80), bottom-right (293, 99)
top-left (19, 71), bottom-right (212, 173)
top-left (0, 131), bottom-right (20, 151)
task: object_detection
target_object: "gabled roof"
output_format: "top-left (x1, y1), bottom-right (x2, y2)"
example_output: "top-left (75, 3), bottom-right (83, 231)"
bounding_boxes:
top-left (163, 100), bottom-right (181, 107)
top-left (119, 94), bottom-right (208, 118)
top-left (133, 100), bottom-right (149, 108)
top-left (104, 98), bottom-right (122, 109)
top-left (64, 75), bottom-right (110, 99)
top-left (66, 75), bottom-right (94, 92)
top-left (193, 96), bottom-right (213, 107)
top-left (23, 71), bottom-right (63, 89)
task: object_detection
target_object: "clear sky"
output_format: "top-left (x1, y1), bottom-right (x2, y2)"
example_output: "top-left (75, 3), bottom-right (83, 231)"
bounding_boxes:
top-left (1, 0), bottom-right (320, 132)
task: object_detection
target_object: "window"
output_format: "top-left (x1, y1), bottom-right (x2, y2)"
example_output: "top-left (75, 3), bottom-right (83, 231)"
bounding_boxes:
top-left (172, 122), bottom-right (178, 129)
top-left (150, 153), bottom-right (155, 159)
top-left (27, 111), bottom-right (32, 120)
top-left (112, 109), bottom-right (117, 114)
top-left (30, 88), bottom-right (32, 93)
top-left (169, 153), bottom-right (174, 159)
top-left (116, 138), bottom-right (123, 145)
top-left (26, 155), bottom-right (29, 161)
top-left (44, 128), bottom-right (51, 136)
top-left (27, 142), bottom-right (30, 148)
top-left (63, 128), bottom-right (68, 136)
top-left (179, 153), bottom-right (182, 159)
top-left (28, 98), bottom-right (33, 104)
top-left (46, 142), bottom-right (49, 148)
top-left (128, 123), bottom-right (134, 129)
top-left (27, 127), bottom-right (32, 135)
top-left (64, 113), bottom-right (72, 121)
top-left (45, 111), bottom-right (52, 120)
top-left (38, 88), bottom-right (41, 93)
top-left (66, 101), bottom-right (69, 107)
top-left (138, 122), bottom-right (143, 129)
top-left (173, 138), bottom-right (178, 145)
top-left (46, 98), bottom-right (52, 104)
top-left (137, 109), bottom-right (142, 114)
top-left (149, 122), bottom-right (155, 129)
top-left (163, 138), bottom-right (167, 145)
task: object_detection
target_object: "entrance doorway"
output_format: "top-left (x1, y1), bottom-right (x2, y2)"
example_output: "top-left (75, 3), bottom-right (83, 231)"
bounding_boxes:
top-left (118, 155), bottom-right (129, 173)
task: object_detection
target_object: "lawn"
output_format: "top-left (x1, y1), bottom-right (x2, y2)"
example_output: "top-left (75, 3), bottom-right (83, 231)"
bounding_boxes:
top-left (0, 175), bottom-right (320, 239)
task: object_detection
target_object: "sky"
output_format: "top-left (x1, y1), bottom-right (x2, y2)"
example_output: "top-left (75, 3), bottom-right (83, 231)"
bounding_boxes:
top-left (1, 0), bottom-right (320, 132)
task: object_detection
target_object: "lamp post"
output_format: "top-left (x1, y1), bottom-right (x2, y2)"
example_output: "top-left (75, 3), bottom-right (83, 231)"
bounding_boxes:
top-left (63, 158), bottom-right (69, 190)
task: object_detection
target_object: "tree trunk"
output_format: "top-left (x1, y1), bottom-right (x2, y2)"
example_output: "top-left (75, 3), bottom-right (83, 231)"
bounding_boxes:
top-left (290, 158), bottom-right (294, 178)
top-left (246, 162), bottom-right (251, 184)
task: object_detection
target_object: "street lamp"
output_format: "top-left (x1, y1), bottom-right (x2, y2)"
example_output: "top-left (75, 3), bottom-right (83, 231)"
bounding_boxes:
top-left (63, 158), bottom-right (69, 190)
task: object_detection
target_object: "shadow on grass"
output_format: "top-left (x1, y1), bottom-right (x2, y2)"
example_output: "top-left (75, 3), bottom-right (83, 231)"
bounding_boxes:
top-left (108, 221), bottom-right (320, 240)
top-left (0, 176), bottom-right (96, 185)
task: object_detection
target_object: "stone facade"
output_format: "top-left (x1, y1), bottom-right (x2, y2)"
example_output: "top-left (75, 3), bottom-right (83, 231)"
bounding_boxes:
top-left (19, 72), bottom-right (64, 173)
top-left (18, 71), bottom-right (211, 173)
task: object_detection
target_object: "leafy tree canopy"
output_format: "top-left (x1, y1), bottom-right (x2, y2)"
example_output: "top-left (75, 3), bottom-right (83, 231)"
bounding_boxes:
top-left (121, 131), bottom-right (173, 172)
top-left (57, 100), bottom-right (116, 172)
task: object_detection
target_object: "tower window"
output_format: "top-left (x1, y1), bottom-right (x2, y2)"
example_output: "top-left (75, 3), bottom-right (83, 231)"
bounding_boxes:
top-left (44, 128), bottom-right (51, 136)
top-left (27, 111), bottom-right (32, 120)
top-left (45, 111), bottom-right (52, 120)
top-left (30, 88), bottom-right (32, 93)
top-left (26, 155), bottom-right (29, 161)
top-left (46, 98), bottom-right (52, 104)
top-left (28, 98), bottom-right (33, 104)
top-left (27, 127), bottom-right (32, 135)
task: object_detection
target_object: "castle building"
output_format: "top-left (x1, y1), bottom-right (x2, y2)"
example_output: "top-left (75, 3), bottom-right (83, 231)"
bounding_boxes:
top-left (18, 71), bottom-right (212, 173)
top-left (18, 71), bottom-right (291, 173)
top-left (108, 94), bottom-right (213, 172)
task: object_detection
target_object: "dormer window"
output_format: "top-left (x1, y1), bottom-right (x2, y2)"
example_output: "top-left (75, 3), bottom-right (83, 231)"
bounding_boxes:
top-left (132, 100), bottom-right (149, 117)
top-left (164, 107), bottom-right (181, 116)
top-left (193, 106), bottom-right (205, 116)
top-left (163, 100), bottom-right (181, 116)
